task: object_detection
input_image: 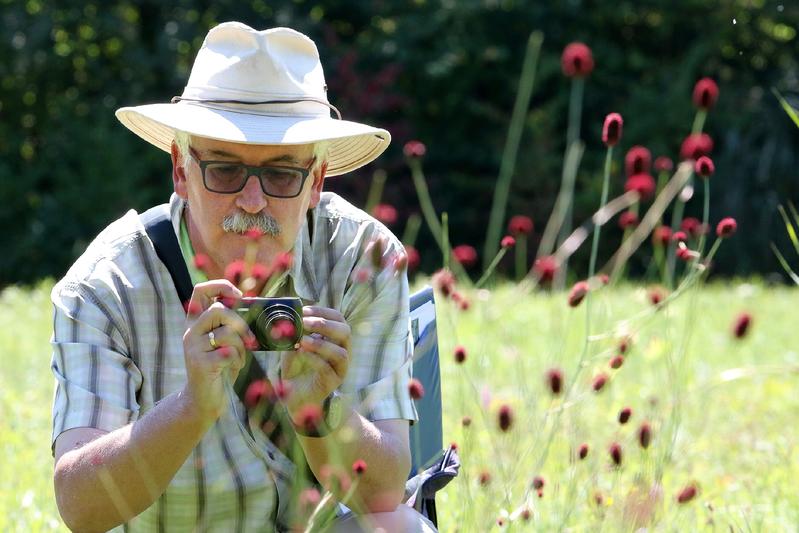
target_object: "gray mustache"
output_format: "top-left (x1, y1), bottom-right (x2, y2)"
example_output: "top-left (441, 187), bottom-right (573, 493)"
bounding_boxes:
top-left (222, 211), bottom-right (281, 236)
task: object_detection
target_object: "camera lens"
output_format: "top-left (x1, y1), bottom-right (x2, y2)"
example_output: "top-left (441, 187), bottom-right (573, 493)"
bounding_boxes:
top-left (253, 304), bottom-right (303, 350)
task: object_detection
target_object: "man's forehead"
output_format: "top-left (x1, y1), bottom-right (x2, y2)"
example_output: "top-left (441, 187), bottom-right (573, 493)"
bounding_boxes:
top-left (191, 136), bottom-right (316, 163)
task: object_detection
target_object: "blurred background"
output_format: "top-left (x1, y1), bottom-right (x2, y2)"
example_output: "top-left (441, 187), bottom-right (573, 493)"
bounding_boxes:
top-left (1, 0), bottom-right (797, 287)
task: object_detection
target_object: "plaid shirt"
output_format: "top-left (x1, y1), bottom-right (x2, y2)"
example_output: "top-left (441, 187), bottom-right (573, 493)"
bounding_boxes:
top-left (51, 192), bottom-right (418, 532)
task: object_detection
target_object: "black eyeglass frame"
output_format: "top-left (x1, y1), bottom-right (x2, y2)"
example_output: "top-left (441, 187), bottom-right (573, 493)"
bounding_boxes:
top-left (188, 148), bottom-right (316, 198)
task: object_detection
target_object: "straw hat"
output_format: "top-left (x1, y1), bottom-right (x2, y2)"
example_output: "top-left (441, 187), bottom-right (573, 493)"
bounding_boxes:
top-left (115, 22), bottom-right (390, 176)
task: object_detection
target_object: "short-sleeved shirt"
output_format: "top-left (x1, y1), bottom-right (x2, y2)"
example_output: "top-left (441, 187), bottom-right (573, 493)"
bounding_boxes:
top-left (50, 191), bottom-right (418, 532)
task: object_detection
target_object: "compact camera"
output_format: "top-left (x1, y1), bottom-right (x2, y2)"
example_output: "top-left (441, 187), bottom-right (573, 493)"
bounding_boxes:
top-left (236, 297), bottom-right (303, 351)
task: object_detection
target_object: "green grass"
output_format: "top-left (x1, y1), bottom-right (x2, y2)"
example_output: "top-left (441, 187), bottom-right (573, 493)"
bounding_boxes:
top-left (2, 279), bottom-right (798, 531)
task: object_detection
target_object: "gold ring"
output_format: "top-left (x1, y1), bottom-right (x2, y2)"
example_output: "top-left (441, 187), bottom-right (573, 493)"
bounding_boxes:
top-left (208, 331), bottom-right (218, 349)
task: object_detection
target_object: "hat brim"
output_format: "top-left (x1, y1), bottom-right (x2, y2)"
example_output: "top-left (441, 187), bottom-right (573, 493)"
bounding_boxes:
top-left (115, 103), bottom-right (391, 176)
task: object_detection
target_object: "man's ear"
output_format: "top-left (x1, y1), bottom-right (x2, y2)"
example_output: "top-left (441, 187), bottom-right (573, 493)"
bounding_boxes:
top-left (308, 161), bottom-right (328, 209)
top-left (171, 141), bottom-right (188, 199)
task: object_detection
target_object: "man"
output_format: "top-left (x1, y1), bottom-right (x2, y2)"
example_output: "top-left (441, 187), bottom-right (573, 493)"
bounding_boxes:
top-left (51, 22), bottom-right (434, 532)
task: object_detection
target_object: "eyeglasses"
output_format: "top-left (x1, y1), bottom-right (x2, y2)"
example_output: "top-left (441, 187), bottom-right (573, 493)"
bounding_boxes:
top-left (188, 148), bottom-right (315, 198)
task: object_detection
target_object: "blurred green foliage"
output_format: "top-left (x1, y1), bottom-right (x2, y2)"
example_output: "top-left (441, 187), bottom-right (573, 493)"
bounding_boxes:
top-left (1, 0), bottom-right (797, 286)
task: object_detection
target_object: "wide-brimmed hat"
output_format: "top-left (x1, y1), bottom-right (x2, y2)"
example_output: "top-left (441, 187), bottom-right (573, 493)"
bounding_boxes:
top-left (115, 22), bottom-right (390, 176)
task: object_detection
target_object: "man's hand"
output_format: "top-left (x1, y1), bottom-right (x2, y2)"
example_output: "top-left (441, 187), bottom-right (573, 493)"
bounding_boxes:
top-left (182, 280), bottom-right (255, 424)
top-left (281, 306), bottom-right (351, 422)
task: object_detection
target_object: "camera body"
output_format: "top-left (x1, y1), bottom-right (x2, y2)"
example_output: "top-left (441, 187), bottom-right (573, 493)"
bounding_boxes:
top-left (236, 297), bottom-right (303, 351)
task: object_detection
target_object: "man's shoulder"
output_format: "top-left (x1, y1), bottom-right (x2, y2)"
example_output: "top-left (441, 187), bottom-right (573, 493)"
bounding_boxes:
top-left (316, 192), bottom-right (400, 243)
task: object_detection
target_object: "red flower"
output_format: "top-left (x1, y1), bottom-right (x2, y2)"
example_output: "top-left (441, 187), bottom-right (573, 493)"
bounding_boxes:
top-left (454, 345), bottom-right (467, 364)
top-left (431, 269), bottom-right (456, 297)
top-left (680, 217), bottom-right (702, 237)
top-left (694, 156), bottom-right (715, 179)
top-left (618, 337), bottom-right (631, 353)
top-left (273, 251), bottom-right (293, 273)
top-left (609, 355), bottom-right (625, 369)
top-left (352, 459), bottom-right (368, 475)
top-left (716, 217), bottom-right (737, 238)
top-left (654, 156), bottom-right (674, 173)
top-left (625, 146), bottom-right (652, 176)
top-left (619, 211), bottom-right (639, 230)
top-left (244, 379), bottom-right (275, 408)
top-left (597, 273), bottom-right (610, 285)
top-left (676, 484), bottom-right (698, 504)
top-left (676, 246), bottom-right (694, 261)
top-left (649, 288), bottom-right (665, 306)
top-left (478, 470), bottom-right (491, 486)
top-left (452, 244), bottom-right (478, 267)
top-left (404, 245), bottom-right (421, 271)
top-left (533, 255), bottom-right (559, 282)
top-left (638, 422), bottom-right (652, 449)
top-left (602, 113), bottom-right (623, 147)
top-left (692, 77), bottom-right (719, 110)
top-left (193, 253), bottom-right (211, 272)
top-left (609, 442), bottom-right (623, 467)
top-left (224, 259), bottom-right (246, 286)
top-left (561, 42), bottom-right (594, 78)
top-left (296, 403), bottom-right (323, 434)
top-left (568, 280), bottom-right (590, 307)
top-left (408, 378), bottom-right (425, 400)
top-left (461, 416), bottom-right (472, 427)
top-left (592, 372), bottom-right (608, 392)
top-left (403, 140), bottom-right (426, 158)
top-left (184, 300), bottom-right (202, 316)
top-left (546, 367), bottom-right (564, 395)
top-left (371, 203), bottom-right (398, 225)
top-left (498, 404), bottom-right (514, 432)
top-left (269, 319), bottom-right (296, 342)
top-left (244, 227), bottom-right (263, 241)
top-left (501, 235), bottom-right (516, 249)
top-left (618, 407), bottom-right (632, 425)
top-left (578, 443), bottom-right (589, 460)
top-left (351, 267), bottom-right (372, 284)
top-left (532, 476), bottom-right (545, 490)
top-left (732, 312), bottom-right (752, 339)
top-left (625, 173), bottom-right (656, 200)
top-left (672, 230), bottom-right (688, 243)
top-left (680, 133), bottom-right (714, 161)
top-left (274, 379), bottom-right (292, 400)
top-left (653, 226), bottom-right (672, 246)
top-left (508, 215), bottom-right (534, 236)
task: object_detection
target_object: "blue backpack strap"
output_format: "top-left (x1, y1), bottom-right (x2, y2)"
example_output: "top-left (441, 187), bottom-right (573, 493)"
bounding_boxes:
top-left (139, 204), bottom-right (194, 305)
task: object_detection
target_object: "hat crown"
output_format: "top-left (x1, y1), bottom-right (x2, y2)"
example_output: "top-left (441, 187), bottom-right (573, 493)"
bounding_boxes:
top-left (182, 23), bottom-right (327, 105)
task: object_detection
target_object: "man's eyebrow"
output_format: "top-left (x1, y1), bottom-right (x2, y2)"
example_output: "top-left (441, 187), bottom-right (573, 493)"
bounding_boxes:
top-left (203, 149), bottom-right (303, 165)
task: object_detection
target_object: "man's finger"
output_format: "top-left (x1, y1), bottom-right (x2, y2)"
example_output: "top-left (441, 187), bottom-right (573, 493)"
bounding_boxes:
top-left (302, 316), bottom-right (350, 345)
top-left (296, 336), bottom-right (348, 376)
top-left (192, 302), bottom-right (252, 338)
top-left (302, 306), bottom-right (345, 322)
top-left (188, 280), bottom-right (243, 315)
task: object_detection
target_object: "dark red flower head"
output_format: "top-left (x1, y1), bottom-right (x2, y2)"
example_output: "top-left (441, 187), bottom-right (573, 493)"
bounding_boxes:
top-left (680, 133), bottom-right (714, 161)
top-left (568, 280), bottom-right (590, 307)
top-left (654, 156), bottom-right (674, 173)
top-left (672, 231), bottom-right (688, 243)
top-left (274, 251), bottom-right (293, 273)
top-left (716, 217), bottom-right (737, 238)
top-left (508, 215), bottom-right (534, 236)
top-left (371, 203), bottom-right (398, 225)
top-left (244, 227), bottom-right (264, 241)
top-left (618, 406), bottom-right (632, 425)
top-left (478, 470), bottom-right (491, 486)
top-left (533, 255), bottom-right (559, 283)
top-left (680, 217), bottom-right (702, 237)
top-left (692, 77), bottom-right (719, 110)
top-left (649, 288), bottom-right (665, 306)
top-left (578, 443), bottom-right (589, 460)
top-left (592, 372), bottom-right (608, 392)
top-left (546, 367), bottom-right (564, 395)
top-left (296, 403), bottom-right (323, 434)
top-left (561, 42), bottom-right (594, 78)
top-left (462, 416), bottom-right (472, 427)
top-left (638, 422), bottom-right (652, 449)
top-left (732, 312), bottom-right (752, 339)
top-left (609, 355), bottom-right (625, 369)
top-left (193, 253), bottom-right (211, 272)
top-left (694, 156), bottom-right (715, 179)
top-left (431, 268), bottom-right (456, 297)
top-left (403, 140), bottom-right (426, 158)
top-left (224, 259), bottom-right (246, 286)
top-left (653, 226), bottom-right (672, 246)
top-left (244, 379), bottom-right (275, 408)
top-left (625, 146), bottom-right (652, 176)
top-left (352, 459), bottom-right (368, 476)
top-left (454, 345), bottom-right (467, 364)
top-left (676, 246), bottom-right (694, 262)
top-left (676, 483), bottom-right (698, 504)
top-left (619, 210), bottom-right (639, 230)
top-left (532, 476), bottom-right (545, 490)
top-left (274, 380), bottom-right (292, 400)
top-left (618, 337), bottom-right (631, 353)
top-left (624, 173), bottom-right (656, 200)
top-left (408, 378), bottom-right (425, 400)
top-left (452, 245), bottom-right (478, 267)
top-left (609, 442), bottom-right (623, 467)
top-left (602, 113), bottom-right (623, 147)
top-left (501, 235), bottom-right (516, 249)
top-left (498, 404), bottom-right (514, 432)
top-left (404, 245), bottom-right (421, 271)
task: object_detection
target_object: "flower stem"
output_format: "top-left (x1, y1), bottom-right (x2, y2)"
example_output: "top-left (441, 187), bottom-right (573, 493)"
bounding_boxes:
top-left (475, 247), bottom-right (509, 288)
top-left (515, 235), bottom-right (527, 282)
top-left (588, 147), bottom-right (613, 279)
top-left (408, 158), bottom-right (443, 249)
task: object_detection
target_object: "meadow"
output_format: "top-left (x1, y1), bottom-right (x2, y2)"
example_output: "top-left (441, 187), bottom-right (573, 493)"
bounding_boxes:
top-left (2, 278), bottom-right (797, 532)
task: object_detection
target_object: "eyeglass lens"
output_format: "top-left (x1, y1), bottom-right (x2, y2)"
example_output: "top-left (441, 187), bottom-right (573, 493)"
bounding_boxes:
top-left (205, 163), bottom-right (304, 197)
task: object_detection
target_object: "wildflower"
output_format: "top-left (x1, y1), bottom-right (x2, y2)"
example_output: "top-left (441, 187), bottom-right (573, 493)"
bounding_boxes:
top-left (594, 492), bottom-right (604, 506)
top-left (680, 133), bottom-right (714, 161)
top-left (351, 266), bottom-right (372, 284)
top-left (649, 288), bottom-right (664, 306)
top-left (391, 251), bottom-right (408, 273)
top-left (602, 113), bottom-right (623, 147)
top-left (609, 355), bottom-right (625, 369)
top-left (546, 367), bottom-right (564, 395)
top-left (452, 244), bottom-right (478, 267)
top-left (732, 312), bottom-right (752, 339)
top-left (478, 470), bottom-right (491, 486)
top-left (404, 244), bottom-right (421, 271)
top-left (692, 77), bottom-right (719, 110)
top-left (676, 484), bottom-right (698, 504)
top-left (609, 442), bottom-right (623, 467)
top-left (676, 246), bottom-right (694, 261)
top-left (244, 379), bottom-right (275, 408)
top-left (450, 441), bottom-right (458, 451)
top-left (619, 211), bottom-right (639, 229)
top-left (501, 235), bottom-right (516, 248)
top-left (567, 280), bottom-right (590, 307)
top-left (371, 203), bottom-right (398, 225)
top-left (716, 217), bottom-right (737, 238)
top-left (520, 507), bottom-right (532, 521)
top-left (319, 464), bottom-right (352, 493)
top-left (625, 146), bottom-right (652, 176)
top-left (244, 227), bottom-right (263, 241)
top-left (508, 215), bottom-right (534, 236)
top-left (274, 380), bottom-right (292, 400)
top-left (298, 488), bottom-right (321, 513)
top-left (654, 156), bottom-right (674, 173)
top-left (243, 333), bottom-right (259, 351)
top-left (694, 156), bottom-right (714, 179)
top-left (193, 253), bottom-right (211, 272)
top-left (498, 404), bottom-right (514, 432)
top-left (619, 337), bottom-right (631, 353)
top-left (672, 231), bottom-right (688, 243)
top-left (273, 251), bottom-right (293, 273)
top-left (431, 269), bottom-right (456, 297)
top-left (618, 407), bottom-right (632, 424)
top-left (296, 403), bottom-right (323, 434)
top-left (561, 42), bottom-right (594, 77)
top-left (462, 416), bottom-right (472, 427)
top-left (454, 345), bottom-right (467, 364)
top-left (533, 476), bottom-right (545, 490)
top-left (597, 273), bottom-right (610, 285)
top-left (652, 226), bottom-right (672, 246)
top-left (497, 517), bottom-right (506, 527)
top-left (593, 372), bottom-right (609, 392)
top-left (625, 173), bottom-right (656, 200)
top-left (184, 300), bottom-right (202, 316)
top-left (408, 378), bottom-right (425, 400)
top-left (224, 259), bottom-right (246, 286)
top-left (533, 255), bottom-right (558, 283)
top-left (352, 459), bottom-right (367, 476)
top-left (578, 443), bottom-right (590, 460)
top-left (270, 319), bottom-right (296, 342)
top-left (403, 140), bottom-right (426, 158)
top-left (638, 422), bottom-right (652, 449)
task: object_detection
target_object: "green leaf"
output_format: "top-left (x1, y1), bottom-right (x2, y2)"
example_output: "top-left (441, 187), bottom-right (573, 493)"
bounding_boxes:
top-left (770, 242), bottom-right (799, 285)
top-left (771, 88), bottom-right (799, 128)
top-left (777, 204), bottom-right (799, 257)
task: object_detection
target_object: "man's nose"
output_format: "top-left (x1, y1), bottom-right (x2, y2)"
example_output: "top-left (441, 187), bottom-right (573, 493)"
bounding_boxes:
top-left (235, 174), bottom-right (268, 213)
